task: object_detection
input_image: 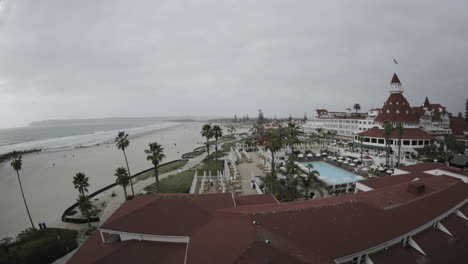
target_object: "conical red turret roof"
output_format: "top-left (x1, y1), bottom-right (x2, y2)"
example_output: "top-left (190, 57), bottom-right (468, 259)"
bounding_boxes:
top-left (424, 97), bottom-right (430, 107)
top-left (390, 73), bottom-right (401, 84)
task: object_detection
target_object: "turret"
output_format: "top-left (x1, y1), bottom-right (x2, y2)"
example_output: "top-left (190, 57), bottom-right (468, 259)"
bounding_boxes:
top-left (389, 73), bottom-right (403, 94)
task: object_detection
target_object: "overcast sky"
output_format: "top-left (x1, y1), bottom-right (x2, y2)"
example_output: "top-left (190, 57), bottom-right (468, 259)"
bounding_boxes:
top-left (0, 0), bottom-right (467, 128)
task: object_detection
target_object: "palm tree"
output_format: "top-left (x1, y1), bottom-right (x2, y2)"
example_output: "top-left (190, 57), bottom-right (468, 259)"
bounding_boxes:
top-left (358, 135), bottom-right (364, 163)
top-left (212, 125), bottom-right (223, 168)
top-left (395, 123), bottom-right (404, 167)
top-left (73, 172), bottom-right (89, 197)
top-left (114, 167), bottom-right (130, 200)
top-left (115, 131), bottom-right (135, 197)
top-left (383, 122), bottom-right (394, 167)
top-left (262, 129), bottom-right (284, 194)
top-left (286, 122), bottom-right (300, 174)
top-left (298, 170), bottom-right (326, 200)
top-left (77, 195), bottom-right (93, 227)
top-left (10, 152), bottom-right (35, 230)
top-left (305, 163), bottom-right (314, 174)
top-left (201, 124), bottom-right (214, 168)
top-left (145, 142), bottom-right (166, 192)
top-left (353, 103), bottom-right (361, 113)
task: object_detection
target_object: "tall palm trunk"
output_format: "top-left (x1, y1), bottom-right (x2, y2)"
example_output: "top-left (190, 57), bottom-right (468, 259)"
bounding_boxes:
top-left (122, 186), bottom-right (128, 200)
top-left (397, 136), bottom-right (402, 167)
top-left (122, 150), bottom-right (135, 196)
top-left (215, 138), bottom-right (218, 173)
top-left (360, 138), bottom-right (363, 163)
top-left (154, 167), bottom-right (160, 192)
top-left (206, 139), bottom-right (210, 172)
top-left (86, 211), bottom-right (91, 227)
top-left (16, 171), bottom-right (35, 230)
top-left (270, 152), bottom-right (276, 194)
top-left (304, 187), bottom-right (310, 200)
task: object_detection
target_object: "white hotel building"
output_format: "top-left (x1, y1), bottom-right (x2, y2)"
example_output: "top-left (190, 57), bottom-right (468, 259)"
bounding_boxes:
top-left (304, 73), bottom-right (452, 152)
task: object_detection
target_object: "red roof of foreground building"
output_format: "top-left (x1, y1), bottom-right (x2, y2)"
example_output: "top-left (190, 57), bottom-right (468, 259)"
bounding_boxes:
top-left (101, 193), bottom-right (236, 235)
top-left (68, 232), bottom-right (187, 264)
top-left (357, 126), bottom-right (433, 140)
top-left (69, 165), bottom-right (468, 264)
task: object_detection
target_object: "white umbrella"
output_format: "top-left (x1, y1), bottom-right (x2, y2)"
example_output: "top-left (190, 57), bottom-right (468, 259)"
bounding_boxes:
top-left (316, 153), bottom-right (321, 157)
top-left (332, 157), bottom-right (337, 160)
top-left (378, 167), bottom-right (385, 171)
top-left (349, 163), bottom-right (356, 166)
top-left (343, 161), bottom-right (349, 164)
top-left (338, 156), bottom-right (343, 160)
top-left (362, 167), bottom-right (369, 171)
top-left (338, 160), bottom-right (343, 163)
top-left (307, 153), bottom-right (313, 157)
top-left (353, 159), bottom-right (359, 162)
top-left (386, 170), bottom-right (393, 174)
top-left (345, 157), bottom-right (351, 161)
top-left (298, 154), bottom-right (304, 158)
top-left (327, 155), bottom-right (333, 158)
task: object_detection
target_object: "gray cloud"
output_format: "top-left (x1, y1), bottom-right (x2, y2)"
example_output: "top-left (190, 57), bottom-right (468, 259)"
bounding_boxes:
top-left (0, 0), bottom-right (467, 127)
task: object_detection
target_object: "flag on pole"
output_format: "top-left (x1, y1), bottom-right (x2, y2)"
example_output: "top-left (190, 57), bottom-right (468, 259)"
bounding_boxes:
top-left (393, 57), bottom-right (398, 64)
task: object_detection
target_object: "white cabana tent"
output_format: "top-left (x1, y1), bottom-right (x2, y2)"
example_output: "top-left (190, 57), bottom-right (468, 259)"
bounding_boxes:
top-left (307, 153), bottom-right (313, 157)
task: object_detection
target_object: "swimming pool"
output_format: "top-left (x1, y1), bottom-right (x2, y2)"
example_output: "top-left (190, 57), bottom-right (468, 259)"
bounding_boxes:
top-left (299, 161), bottom-right (363, 185)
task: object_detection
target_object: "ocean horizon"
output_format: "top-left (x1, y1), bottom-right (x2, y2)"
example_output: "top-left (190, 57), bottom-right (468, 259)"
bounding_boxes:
top-left (0, 118), bottom-right (181, 155)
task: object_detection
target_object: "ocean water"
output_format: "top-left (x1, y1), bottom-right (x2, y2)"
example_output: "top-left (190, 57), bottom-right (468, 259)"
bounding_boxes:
top-left (0, 119), bottom-right (177, 155)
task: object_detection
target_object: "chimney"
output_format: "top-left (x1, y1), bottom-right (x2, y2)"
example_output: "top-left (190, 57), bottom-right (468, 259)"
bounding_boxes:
top-left (407, 182), bottom-right (425, 194)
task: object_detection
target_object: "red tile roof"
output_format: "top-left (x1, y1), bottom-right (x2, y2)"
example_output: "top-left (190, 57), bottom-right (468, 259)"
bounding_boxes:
top-left (68, 232), bottom-right (187, 264)
top-left (101, 193), bottom-right (235, 235)
top-left (450, 116), bottom-right (468, 136)
top-left (357, 126), bottom-right (433, 140)
top-left (70, 165), bottom-right (468, 264)
top-left (235, 194), bottom-right (278, 206)
top-left (374, 93), bottom-right (422, 123)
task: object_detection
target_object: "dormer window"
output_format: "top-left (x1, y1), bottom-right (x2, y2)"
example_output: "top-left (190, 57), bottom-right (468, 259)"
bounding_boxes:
top-left (389, 102), bottom-right (392, 105)
top-left (396, 101), bottom-right (399, 105)
top-left (406, 110), bottom-right (409, 114)
top-left (396, 110), bottom-right (400, 114)
top-left (386, 110), bottom-right (390, 114)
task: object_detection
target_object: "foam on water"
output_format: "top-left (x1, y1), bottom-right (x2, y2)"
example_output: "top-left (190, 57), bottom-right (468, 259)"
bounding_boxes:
top-left (0, 122), bottom-right (177, 155)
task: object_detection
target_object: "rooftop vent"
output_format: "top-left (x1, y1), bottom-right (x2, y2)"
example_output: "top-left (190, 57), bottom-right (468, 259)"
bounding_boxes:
top-left (265, 240), bottom-right (271, 244)
top-left (407, 182), bottom-right (425, 195)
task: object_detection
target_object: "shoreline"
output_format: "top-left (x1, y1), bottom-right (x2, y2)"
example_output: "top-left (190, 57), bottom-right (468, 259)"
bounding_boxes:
top-left (0, 121), bottom-right (205, 238)
top-left (0, 121), bottom-right (185, 157)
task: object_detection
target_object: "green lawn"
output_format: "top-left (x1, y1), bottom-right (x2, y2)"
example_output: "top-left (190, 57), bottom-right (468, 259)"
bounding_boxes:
top-left (0, 228), bottom-right (78, 264)
top-left (135, 160), bottom-right (188, 181)
top-left (144, 170), bottom-right (195, 194)
top-left (143, 154), bottom-right (226, 194)
top-left (207, 136), bottom-right (236, 145)
top-left (181, 150), bottom-right (205, 159)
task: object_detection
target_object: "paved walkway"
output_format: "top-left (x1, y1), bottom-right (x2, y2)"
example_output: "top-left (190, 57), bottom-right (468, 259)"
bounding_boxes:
top-left (236, 152), bottom-right (265, 195)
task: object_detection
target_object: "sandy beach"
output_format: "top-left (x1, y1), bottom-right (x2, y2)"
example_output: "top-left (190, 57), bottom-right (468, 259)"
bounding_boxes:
top-left (0, 121), bottom-right (205, 238)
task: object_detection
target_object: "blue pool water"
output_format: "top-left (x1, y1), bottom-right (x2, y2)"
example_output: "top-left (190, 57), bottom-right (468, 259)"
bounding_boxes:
top-left (300, 161), bottom-right (363, 185)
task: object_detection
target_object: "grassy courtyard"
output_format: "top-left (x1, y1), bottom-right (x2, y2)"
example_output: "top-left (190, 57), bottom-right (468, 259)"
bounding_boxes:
top-left (0, 228), bottom-right (78, 264)
top-left (135, 160), bottom-right (188, 181)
